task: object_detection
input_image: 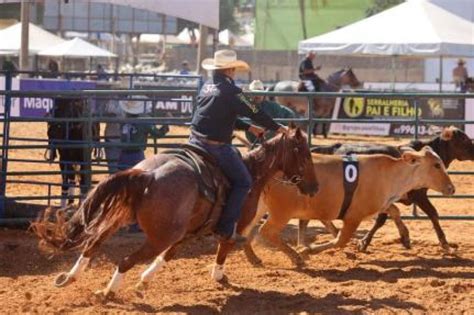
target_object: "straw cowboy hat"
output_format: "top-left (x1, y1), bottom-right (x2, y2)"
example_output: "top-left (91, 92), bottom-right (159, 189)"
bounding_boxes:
top-left (119, 100), bottom-right (144, 115)
top-left (248, 80), bottom-right (265, 91)
top-left (201, 49), bottom-right (250, 71)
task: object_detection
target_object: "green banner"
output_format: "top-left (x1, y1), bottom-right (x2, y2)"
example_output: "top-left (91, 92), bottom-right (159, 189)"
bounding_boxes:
top-left (255, 0), bottom-right (371, 51)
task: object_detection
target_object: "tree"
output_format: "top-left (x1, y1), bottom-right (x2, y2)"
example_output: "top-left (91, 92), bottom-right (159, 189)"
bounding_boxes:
top-left (220, 0), bottom-right (240, 33)
top-left (366, 0), bottom-right (404, 17)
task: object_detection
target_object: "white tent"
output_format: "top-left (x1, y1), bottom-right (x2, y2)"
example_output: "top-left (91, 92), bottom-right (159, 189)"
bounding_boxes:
top-left (0, 22), bottom-right (65, 55)
top-left (298, 0), bottom-right (474, 57)
top-left (38, 37), bottom-right (117, 58)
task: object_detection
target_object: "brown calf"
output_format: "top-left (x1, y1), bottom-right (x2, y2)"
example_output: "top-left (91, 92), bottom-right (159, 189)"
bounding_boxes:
top-left (244, 147), bottom-right (454, 267)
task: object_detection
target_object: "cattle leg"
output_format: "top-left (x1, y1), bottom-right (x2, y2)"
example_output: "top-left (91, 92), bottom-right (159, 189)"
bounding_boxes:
top-left (415, 195), bottom-right (454, 252)
top-left (297, 220), bottom-right (309, 248)
top-left (298, 220), bottom-right (338, 248)
top-left (301, 220), bottom-right (360, 256)
top-left (258, 218), bottom-right (305, 268)
top-left (386, 204), bottom-right (411, 249)
top-left (358, 213), bottom-right (388, 252)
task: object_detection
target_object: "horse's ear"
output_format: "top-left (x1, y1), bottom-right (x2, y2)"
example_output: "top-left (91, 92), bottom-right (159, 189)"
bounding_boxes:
top-left (295, 127), bottom-right (303, 139)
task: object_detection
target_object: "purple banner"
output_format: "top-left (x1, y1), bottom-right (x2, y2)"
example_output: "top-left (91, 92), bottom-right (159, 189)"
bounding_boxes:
top-left (19, 79), bottom-right (96, 117)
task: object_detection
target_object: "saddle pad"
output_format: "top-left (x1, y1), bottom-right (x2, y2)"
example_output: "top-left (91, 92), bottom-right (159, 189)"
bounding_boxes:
top-left (337, 155), bottom-right (359, 220)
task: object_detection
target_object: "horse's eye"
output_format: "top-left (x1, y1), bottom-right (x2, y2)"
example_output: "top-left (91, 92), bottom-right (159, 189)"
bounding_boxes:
top-left (434, 163), bottom-right (441, 169)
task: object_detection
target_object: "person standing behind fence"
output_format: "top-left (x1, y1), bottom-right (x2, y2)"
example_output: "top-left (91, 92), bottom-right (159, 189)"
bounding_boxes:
top-left (245, 80), bottom-right (296, 143)
top-left (103, 100), bottom-right (123, 174)
top-left (118, 100), bottom-right (169, 171)
top-left (453, 59), bottom-right (469, 92)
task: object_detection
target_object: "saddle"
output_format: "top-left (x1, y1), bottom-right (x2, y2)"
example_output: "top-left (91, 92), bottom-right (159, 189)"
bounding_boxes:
top-left (162, 144), bottom-right (230, 235)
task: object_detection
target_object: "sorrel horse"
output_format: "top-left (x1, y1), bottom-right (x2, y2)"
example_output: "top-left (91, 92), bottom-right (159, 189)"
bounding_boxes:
top-left (33, 127), bottom-right (318, 299)
top-left (46, 98), bottom-right (100, 207)
top-left (271, 68), bottom-right (361, 137)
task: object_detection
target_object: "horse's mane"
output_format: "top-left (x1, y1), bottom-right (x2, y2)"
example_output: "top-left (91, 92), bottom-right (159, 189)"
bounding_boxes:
top-left (327, 69), bottom-right (346, 83)
top-left (242, 134), bottom-right (284, 180)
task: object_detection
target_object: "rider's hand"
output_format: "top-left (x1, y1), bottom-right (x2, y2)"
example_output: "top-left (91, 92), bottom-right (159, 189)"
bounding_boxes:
top-left (315, 65), bottom-right (322, 71)
top-left (277, 125), bottom-right (289, 136)
top-left (249, 125), bottom-right (265, 138)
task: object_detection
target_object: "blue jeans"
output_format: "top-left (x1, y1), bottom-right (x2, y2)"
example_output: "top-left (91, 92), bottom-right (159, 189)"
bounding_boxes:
top-left (189, 136), bottom-right (252, 237)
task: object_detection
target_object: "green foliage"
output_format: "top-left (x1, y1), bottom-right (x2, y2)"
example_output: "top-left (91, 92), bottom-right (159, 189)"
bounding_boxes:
top-left (220, 0), bottom-right (240, 32)
top-left (366, 0), bottom-right (404, 17)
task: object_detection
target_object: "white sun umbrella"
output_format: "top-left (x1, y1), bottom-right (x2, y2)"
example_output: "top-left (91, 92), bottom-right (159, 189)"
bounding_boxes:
top-left (0, 22), bottom-right (65, 55)
top-left (38, 37), bottom-right (116, 58)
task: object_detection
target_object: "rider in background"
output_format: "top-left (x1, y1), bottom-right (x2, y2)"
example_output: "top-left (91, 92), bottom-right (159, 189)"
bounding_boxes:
top-left (190, 49), bottom-right (288, 244)
top-left (245, 80), bottom-right (296, 143)
top-left (299, 51), bottom-right (322, 92)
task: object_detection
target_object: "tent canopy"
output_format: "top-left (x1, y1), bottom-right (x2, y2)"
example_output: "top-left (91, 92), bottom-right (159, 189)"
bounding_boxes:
top-left (38, 37), bottom-right (116, 58)
top-left (0, 22), bottom-right (65, 55)
top-left (299, 0), bottom-right (474, 57)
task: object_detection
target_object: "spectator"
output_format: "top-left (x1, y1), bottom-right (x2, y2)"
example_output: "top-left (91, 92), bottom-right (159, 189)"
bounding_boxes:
top-left (179, 60), bottom-right (191, 75)
top-left (46, 59), bottom-right (59, 78)
top-left (96, 64), bottom-right (108, 81)
top-left (298, 51), bottom-right (322, 91)
top-left (1, 56), bottom-right (18, 72)
top-left (103, 100), bottom-right (123, 174)
top-left (453, 59), bottom-right (469, 92)
top-left (117, 100), bottom-right (169, 171)
top-left (245, 80), bottom-right (297, 143)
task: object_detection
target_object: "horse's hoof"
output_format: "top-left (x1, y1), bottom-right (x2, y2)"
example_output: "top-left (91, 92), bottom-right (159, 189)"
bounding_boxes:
top-left (93, 289), bottom-right (114, 303)
top-left (357, 240), bottom-right (369, 252)
top-left (210, 264), bottom-right (225, 282)
top-left (54, 272), bottom-right (75, 288)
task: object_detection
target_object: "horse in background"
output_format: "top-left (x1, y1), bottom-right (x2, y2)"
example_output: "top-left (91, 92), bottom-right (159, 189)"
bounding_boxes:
top-left (270, 68), bottom-right (362, 137)
top-left (46, 98), bottom-right (100, 207)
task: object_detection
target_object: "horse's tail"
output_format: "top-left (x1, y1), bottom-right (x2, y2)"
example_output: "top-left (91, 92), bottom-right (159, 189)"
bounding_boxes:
top-left (266, 84), bottom-right (276, 101)
top-left (32, 169), bottom-right (152, 253)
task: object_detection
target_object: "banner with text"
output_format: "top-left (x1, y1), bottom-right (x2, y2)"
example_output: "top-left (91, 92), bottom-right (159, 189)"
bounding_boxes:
top-left (20, 79), bottom-right (96, 117)
top-left (330, 84), bottom-right (465, 137)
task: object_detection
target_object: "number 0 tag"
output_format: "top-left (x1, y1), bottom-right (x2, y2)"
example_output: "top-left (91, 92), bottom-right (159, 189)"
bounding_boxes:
top-left (344, 164), bottom-right (358, 183)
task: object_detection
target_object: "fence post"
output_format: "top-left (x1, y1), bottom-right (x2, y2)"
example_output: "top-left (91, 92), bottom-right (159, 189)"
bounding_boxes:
top-left (412, 96), bottom-right (420, 217)
top-left (307, 94), bottom-right (313, 147)
top-left (0, 71), bottom-right (12, 217)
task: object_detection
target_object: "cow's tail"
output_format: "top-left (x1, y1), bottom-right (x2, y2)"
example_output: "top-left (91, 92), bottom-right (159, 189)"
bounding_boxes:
top-left (31, 169), bottom-right (152, 253)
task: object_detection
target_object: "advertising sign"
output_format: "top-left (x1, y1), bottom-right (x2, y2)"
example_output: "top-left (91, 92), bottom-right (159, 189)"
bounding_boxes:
top-left (20, 79), bottom-right (96, 117)
top-left (330, 83), bottom-right (465, 137)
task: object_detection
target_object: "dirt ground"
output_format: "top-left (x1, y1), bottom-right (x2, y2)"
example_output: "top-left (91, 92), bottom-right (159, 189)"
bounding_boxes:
top-left (0, 123), bottom-right (473, 314)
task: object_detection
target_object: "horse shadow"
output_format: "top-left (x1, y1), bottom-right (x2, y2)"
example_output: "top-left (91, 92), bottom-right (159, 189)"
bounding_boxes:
top-left (158, 285), bottom-right (425, 314)
top-left (300, 257), bottom-right (474, 283)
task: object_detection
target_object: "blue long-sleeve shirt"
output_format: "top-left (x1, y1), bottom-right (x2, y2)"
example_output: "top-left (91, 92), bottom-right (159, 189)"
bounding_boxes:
top-left (191, 73), bottom-right (280, 143)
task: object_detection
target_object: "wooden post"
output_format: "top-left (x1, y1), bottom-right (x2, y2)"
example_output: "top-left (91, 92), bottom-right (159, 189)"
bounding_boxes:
top-left (196, 24), bottom-right (208, 76)
top-left (20, 0), bottom-right (31, 74)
